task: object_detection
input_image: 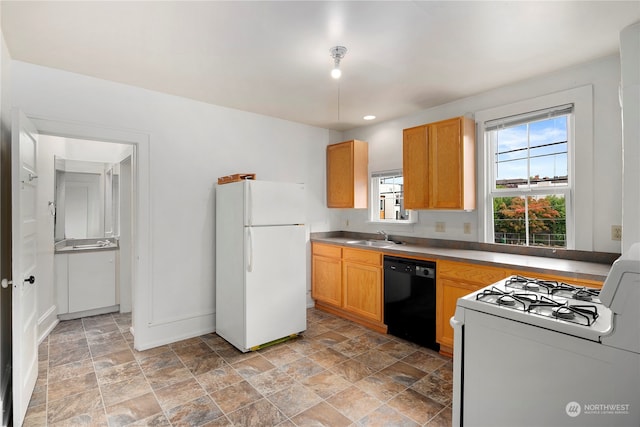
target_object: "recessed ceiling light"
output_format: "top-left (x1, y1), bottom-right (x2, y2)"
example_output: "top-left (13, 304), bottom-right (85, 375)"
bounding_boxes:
top-left (363, 115), bottom-right (376, 120)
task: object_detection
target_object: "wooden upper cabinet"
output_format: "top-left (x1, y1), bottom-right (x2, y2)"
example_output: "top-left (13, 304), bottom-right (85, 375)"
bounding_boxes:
top-left (403, 116), bottom-right (476, 210)
top-left (326, 140), bottom-right (368, 208)
top-left (403, 126), bottom-right (430, 209)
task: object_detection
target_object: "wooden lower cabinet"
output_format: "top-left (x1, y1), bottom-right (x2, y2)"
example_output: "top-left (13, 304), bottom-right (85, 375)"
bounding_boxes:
top-left (436, 261), bottom-right (509, 356)
top-left (436, 262), bottom-right (605, 357)
top-left (311, 243), bottom-right (385, 333)
top-left (343, 258), bottom-right (382, 323)
top-left (437, 279), bottom-right (479, 354)
top-left (312, 242), bottom-right (606, 357)
top-left (312, 253), bottom-right (342, 307)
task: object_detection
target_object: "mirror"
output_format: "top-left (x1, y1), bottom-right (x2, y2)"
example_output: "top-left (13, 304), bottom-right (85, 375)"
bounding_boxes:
top-left (55, 157), bottom-right (119, 241)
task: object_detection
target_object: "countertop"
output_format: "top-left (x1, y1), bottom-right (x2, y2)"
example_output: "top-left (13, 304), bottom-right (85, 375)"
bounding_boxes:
top-left (54, 238), bottom-right (119, 254)
top-left (311, 235), bottom-right (613, 282)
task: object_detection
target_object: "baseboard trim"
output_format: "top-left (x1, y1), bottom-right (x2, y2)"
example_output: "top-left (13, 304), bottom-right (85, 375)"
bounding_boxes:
top-left (38, 305), bottom-right (59, 344)
top-left (314, 302), bottom-right (388, 334)
top-left (58, 305), bottom-right (120, 321)
top-left (134, 312), bottom-right (215, 351)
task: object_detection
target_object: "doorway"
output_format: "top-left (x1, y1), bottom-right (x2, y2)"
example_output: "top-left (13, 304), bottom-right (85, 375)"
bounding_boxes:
top-left (19, 114), bottom-right (151, 350)
top-left (6, 114), bottom-right (151, 424)
top-left (40, 134), bottom-right (134, 326)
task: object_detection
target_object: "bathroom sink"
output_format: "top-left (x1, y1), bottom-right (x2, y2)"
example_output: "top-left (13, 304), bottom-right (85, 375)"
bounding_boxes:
top-left (72, 241), bottom-right (115, 249)
top-left (346, 240), bottom-right (398, 248)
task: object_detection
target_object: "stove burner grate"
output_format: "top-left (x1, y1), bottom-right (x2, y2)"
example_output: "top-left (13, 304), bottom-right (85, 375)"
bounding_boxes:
top-left (552, 306), bottom-right (575, 319)
top-left (504, 275), bottom-right (558, 294)
top-left (498, 295), bottom-right (516, 306)
top-left (475, 282), bottom-right (601, 327)
top-left (476, 288), bottom-right (542, 311)
top-left (551, 283), bottom-right (601, 302)
top-left (528, 299), bottom-right (599, 326)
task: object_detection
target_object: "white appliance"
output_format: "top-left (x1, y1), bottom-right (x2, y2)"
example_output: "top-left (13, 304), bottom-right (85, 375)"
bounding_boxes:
top-left (215, 180), bottom-right (307, 352)
top-left (451, 243), bottom-right (640, 427)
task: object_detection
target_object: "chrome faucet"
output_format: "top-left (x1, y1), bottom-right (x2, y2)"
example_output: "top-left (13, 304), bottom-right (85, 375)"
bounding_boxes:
top-left (378, 230), bottom-right (389, 241)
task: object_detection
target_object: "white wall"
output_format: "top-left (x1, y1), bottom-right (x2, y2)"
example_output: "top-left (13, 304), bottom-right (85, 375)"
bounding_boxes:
top-left (119, 156), bottom-right (132, 313)
top-left (63, 137), bottom-right (133, 164)
top-left (12, 61), bottom-right (332, 349)
top-left (340, 55), bottom-right (624, 254)
top-left (34, 136), bottom-right (64, 340)
top-left (620, 22), bottom-right (640, 253)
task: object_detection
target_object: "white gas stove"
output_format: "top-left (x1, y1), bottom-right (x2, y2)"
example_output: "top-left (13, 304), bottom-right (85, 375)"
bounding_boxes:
top-left (451, 244), bottom-right (640, 427)
top-left (462, 275), bottom-right (613, 341)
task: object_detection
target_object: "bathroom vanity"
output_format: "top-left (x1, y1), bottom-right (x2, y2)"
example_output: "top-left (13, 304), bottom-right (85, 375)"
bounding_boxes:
top-left (55, 239), bottom-right (119, 320)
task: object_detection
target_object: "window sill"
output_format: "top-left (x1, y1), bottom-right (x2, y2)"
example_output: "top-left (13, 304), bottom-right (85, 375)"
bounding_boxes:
top-left (367, 218), bottom-right (417, 225)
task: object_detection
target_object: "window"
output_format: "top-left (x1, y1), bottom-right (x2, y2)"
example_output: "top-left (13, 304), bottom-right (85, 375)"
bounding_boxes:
top-left (486, 104), bottom-right (573, 248)
top-left (369, 170), bottom-right (416, 223)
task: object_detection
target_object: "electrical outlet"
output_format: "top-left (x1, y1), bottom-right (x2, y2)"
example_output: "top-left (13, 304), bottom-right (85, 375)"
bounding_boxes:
top-left (611, 225), bottom-right (622, 241)
top-left (435, 222), bottom-right (446, 232)
top-left (464, 222), bottom-right (472, 234)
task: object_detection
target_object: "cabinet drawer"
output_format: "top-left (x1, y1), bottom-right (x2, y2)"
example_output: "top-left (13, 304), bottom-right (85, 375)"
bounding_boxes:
top-left (312, 243), bottom-right (342, 259)
top-left (438, 260), bottom-right (508, 286)
top-left (343, 248), bottom-right (382, 266)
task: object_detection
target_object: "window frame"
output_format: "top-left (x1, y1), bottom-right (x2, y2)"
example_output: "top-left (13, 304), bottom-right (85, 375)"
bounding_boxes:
top-left (475, 85), bottom-right (594, 251)
top-left (487, 109), bottom-right (573, 248)
top-left (368, 169), bottom-right (417, 224)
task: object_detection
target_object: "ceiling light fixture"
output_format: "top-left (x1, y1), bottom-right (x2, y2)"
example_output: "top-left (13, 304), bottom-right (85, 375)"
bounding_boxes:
top-left (363, 115), bottom-right (376, 121)
top-left (330, 46), bottom-right (347, 79)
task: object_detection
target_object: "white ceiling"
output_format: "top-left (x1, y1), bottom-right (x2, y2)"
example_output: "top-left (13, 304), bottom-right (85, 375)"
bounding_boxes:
top-left (2, 1), bottom-right (639, 131)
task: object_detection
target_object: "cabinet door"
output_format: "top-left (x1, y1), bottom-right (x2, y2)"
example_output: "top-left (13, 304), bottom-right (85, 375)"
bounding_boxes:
top-left (438, 260), bottom-right (509, 286)
top-left (403, 117), bottom-right (475, 211)
top-left (327, 142), bottom-right (354, 208)
top-left (403, 125), bottom-right (429, 209)
top-left (312, 255), bottom-right (342, 307)
top-left (55, 254), bottom-right (69, 314)
top-left (68, 251), bottom-right (116, 313)
top-left (428, 117), bottom-right (463, 209)
top-left (326, 140), bottom-right (368, 208)
top-left (343, 261), bottom-right (382, 322)
top-left (437, 278), bottom-right (479, 349)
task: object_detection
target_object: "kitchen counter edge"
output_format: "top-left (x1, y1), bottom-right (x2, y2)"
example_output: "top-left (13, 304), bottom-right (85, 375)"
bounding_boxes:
top-left (311, 237), bottom-right (611, 282)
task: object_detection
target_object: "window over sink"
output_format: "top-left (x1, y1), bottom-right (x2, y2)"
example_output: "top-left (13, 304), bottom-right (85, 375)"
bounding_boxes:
top-left (369, 170), bottom-right (416, 223)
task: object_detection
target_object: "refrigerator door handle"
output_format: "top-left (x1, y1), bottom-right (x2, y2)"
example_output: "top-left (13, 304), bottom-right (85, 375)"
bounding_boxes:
top-left (247, 227), bottom-right (253, 273)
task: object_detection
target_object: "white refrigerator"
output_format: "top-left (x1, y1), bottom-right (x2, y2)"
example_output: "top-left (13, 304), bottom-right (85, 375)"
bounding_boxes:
top-left (215, 180), bottom-right (307, 352)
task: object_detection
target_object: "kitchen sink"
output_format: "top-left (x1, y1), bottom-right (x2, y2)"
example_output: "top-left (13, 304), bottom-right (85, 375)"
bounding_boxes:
top-left (346, 239), bottom-right (401, 248)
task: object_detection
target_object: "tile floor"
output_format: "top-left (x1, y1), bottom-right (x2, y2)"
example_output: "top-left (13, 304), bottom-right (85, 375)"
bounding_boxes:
top-left (24, 308), bottom-right (453, 426)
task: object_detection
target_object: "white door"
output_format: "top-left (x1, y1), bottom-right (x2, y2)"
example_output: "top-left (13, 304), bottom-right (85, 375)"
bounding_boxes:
top-left (12, 111), bottom-right (39, 426)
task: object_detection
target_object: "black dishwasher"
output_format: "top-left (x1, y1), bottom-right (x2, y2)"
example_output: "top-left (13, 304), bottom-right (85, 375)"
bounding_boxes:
top-left (383, 256), bottom-right (439, 351)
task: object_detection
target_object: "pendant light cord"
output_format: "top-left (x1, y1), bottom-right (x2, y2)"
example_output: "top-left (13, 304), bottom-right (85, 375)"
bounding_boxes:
top-left (337, 82), bottom-right (341, 121)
